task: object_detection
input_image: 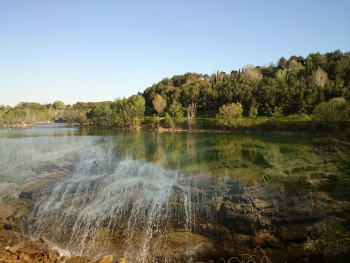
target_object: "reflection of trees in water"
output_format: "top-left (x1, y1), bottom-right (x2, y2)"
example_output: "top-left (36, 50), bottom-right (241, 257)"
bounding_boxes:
top-left (105, 132), bottom-right (315, 179)
top-left (186, 133), bottom-right (196, 158)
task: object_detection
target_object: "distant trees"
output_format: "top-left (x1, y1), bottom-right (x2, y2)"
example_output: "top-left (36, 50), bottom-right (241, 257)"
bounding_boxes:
top-left (60, 96), bottom-right (145, 128)
top-left (142, 50), bottom-right (350, 119)
top-left (2, 50), bottom-right (350, 129)
top-left (0, 102), bottom-right (54, 125)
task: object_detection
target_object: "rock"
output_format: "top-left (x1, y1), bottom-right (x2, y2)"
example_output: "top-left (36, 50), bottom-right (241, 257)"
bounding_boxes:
top-left (8, 241), bottom-right (26, 253)
top-left (19, 252), bottom-right (31, 262)
top-left (253, 199), bottom-right (270, 210)
top-left (252, 231), bottom-right (282, 248)
top-left (19, 191), bottom-right (33, 200)
top-left (66, 256), bottom-right (91, 263)
top-left (0, 201), bottom-right (26, 221)
top-left (48, 251), bottom-right (56, 261)
top-left (96, 254), bottom-right (114, 263)
top-left (4, 221), bottom-right (15, 230)
top-left (280, 225), bottom-right (310, 241)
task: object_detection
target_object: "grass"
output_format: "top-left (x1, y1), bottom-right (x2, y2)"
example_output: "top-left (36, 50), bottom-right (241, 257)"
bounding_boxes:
top-left (1, 196), bottom-right (15, 203)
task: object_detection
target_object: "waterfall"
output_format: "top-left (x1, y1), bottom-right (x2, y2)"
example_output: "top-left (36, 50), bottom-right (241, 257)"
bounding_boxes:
top-left (25, 144), bottom-right (195, 262)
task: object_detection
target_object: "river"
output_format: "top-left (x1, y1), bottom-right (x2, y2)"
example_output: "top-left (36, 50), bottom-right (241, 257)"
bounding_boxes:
top-left (0, 123), bottom-right (349, 262)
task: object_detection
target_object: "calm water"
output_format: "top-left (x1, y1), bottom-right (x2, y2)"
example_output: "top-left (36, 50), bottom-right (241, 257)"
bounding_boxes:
top-left (0, 124), bottom-right (349, 262)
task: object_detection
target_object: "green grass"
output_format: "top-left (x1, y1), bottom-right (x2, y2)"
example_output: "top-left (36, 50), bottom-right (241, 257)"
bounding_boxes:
top-left (1, 196), bottom-right (15, 203)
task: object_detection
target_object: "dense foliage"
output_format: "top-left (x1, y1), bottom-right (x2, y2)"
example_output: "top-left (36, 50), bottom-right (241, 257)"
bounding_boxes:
top-left (143, 50), bottom-right (350, 118)
top-left (1, 50), bottom-right (349, 129)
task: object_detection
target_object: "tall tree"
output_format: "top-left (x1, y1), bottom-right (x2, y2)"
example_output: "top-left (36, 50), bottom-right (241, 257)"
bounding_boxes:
top-left (310, 67), bottom-right (328, 88)
top-left (152, 94), bottom-right (167, 117)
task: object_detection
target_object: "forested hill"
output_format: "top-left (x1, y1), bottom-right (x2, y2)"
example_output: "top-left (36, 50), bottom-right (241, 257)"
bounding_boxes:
top-left (143, 50), bottom-right (350, 116)
top-left (1, 50), bottom-right (350, 128)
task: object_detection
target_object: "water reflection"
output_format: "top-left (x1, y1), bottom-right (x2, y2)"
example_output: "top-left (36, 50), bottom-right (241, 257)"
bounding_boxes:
top-left (1, 125), bottom-right (316, 186)
top-left (1, 125), bottom-right (348, 262)
top-left (0, 123), bottom-right (78, 138)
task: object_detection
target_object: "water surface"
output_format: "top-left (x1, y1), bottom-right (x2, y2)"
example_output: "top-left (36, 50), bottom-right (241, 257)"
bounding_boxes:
top-left (1, 124), bottom-right (349, 262)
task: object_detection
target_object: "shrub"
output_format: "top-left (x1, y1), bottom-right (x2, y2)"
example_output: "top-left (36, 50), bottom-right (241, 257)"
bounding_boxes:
top-left (313, 97), bottom-right (349, 121)
top-left (216, 102), bottom-right (243, 127)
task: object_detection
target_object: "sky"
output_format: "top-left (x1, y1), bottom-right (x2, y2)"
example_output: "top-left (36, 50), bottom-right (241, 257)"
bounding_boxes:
top-left (0, 0), bottom-right (349, 107)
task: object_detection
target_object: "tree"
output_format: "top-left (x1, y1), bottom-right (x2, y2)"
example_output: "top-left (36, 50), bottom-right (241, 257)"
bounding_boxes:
top-left (310, 67), bottom-right (328, 88)
top-left (114, 95), bottom-right (145, 128)
top-left (288, 59), bottom-right (303, 73)
top-left (52, 101), bottom-right (66, 110)
top-left (169, 101), bottom-right (184, 121)
top-left (278, 57), bottom-right (288, 70)
top-left (249, 106), bottom-right (258, 119)
top-left (216, 102), bottom-right (243, 127)
top-left (275, 69), bottom-right (287, 82)
top-left (152, 94), bottom-right (167, 117)
top-left (181, 83), bottom-right (200, 129)
top-left (243, 66), bottom-right (262, 84)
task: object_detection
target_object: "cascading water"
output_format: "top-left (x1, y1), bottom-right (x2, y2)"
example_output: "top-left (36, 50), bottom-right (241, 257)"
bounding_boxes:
top-left (25, 143), bottom-right (196, 262)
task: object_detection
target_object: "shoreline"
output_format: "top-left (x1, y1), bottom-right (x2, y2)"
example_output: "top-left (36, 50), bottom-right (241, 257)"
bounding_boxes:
top-left (1, 120), bottom-right (349, 139)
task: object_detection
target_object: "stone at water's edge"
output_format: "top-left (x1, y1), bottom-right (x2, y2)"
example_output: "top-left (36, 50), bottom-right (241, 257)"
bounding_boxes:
top-left (0, 227), bottom-right (115, 263)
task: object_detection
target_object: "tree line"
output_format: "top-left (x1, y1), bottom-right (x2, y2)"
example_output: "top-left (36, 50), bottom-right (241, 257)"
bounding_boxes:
top-left (1, 50), bottom-right (349, 128)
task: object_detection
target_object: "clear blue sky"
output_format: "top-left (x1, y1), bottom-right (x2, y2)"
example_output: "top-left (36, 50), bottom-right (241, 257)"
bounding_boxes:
top-left (1, 0), bottom-right (349, 106)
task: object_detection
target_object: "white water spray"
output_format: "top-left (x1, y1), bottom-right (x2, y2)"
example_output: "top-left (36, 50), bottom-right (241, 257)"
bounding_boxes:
top-left (26, 144), bottom-right (195, 262)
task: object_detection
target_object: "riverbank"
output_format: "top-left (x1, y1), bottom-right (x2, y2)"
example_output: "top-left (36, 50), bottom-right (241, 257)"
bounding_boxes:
top-left (73, 119), bottom-right (350, 140)
top-left (1, 118), bottom-right (349, 139)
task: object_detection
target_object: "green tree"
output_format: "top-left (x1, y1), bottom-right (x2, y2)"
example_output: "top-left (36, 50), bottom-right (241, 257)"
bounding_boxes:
top-left (114, 95), bottom-right (145, 128)
top-left (278, 57), bottom-right (288, 70)
top-left (249, 106), bottom-right (258, 119)
top-left (152, 94), bottom-right (167, 117)
top-left (52, 101), bottom-right (66, 110)
top-left (216, 102), bottom-right (243, 127)
top-left (93, 102), bottom-right (113, 126)
top-left (168, 100), bottom-right (184, 125)
top-left (288, 59), bottom-right (303, 73)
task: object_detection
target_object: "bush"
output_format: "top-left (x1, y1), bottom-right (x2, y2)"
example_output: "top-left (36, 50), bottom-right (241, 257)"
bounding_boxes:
top-left (313, 97), bottom-right (349, 121)
top-left (216, 102), bottom-right (243, 127)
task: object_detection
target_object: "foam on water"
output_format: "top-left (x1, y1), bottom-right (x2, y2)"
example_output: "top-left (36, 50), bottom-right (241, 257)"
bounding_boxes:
top-left (26, 144), bottom-right (195, 261)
